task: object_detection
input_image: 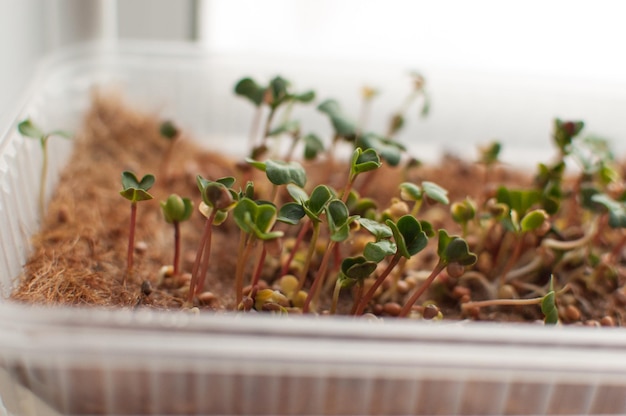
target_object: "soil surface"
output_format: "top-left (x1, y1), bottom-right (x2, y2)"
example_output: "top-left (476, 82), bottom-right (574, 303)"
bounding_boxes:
top-left (11, 94), bottom-right (626, 326)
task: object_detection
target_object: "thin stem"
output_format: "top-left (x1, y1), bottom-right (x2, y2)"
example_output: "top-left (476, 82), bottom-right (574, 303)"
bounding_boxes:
top-left (125, 201), bottom-right (138, 284)
top-left (196, 216), bottom-right (215, 296)
top-left (235, 235), bottom-right (256, 306)
top-left (461, 296), bottom-right (543, 310)
top-left (188, 211), bottom-right (216, 303)
top-left (399, 262), bottom-right (446, 317)
top-left (350, 283), bottom-right (364, 315)
top-left (297, 221), bottom-right (320, 292)
top-left (542, 217), bottom-right (598, 251)
top-left (329, 280), bottom-right (342, 315)
top-left (38, 137), bottom-right (49, 219)
top-left (302, 240), bottom-right (336, 313)
top-left (281, 219), bottom-right (311, 277)
top-left (249, 106), bottom-right (263, 150)
top-left (173, 221), bottom-right (181, 275)
top-left (341, 175), bottom-right (355, 203)
top-left (354, 255), bottom-right (401, 315)
top-left (499, 234), bottom-right (524, 287)
top-left (234, 229), bottom-right (247, 305)
top-left (250, 243), bottom-right (267, 288)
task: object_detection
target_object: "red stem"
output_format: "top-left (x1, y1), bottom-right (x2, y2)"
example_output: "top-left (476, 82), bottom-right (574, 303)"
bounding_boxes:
top-left (302, 241), bottom-right (336, 313)
top-left (173, 221), bottom-right (181, 275)
top-left (125, 202), bottom-right (137, 284)
top-left (281, 220), bottom-right (310, 276)
top-left (399, 262), bottom-right (446, 317)
top-left (354, 255), bottom-right (401, 315)
top-left (196, 216), bottom-right (215, 296)
top-left (188, 212), bottom-right (215, 303)
top-left (251, 244), bottom-right (268, 288)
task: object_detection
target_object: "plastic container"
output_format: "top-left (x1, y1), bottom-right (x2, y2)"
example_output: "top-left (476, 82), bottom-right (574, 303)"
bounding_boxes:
top-left (2, 41), bottom-right (626, 415)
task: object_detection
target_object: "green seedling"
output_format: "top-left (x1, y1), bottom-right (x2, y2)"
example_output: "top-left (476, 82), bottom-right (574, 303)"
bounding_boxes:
top-left (399, 229), bottom-right (477, 317)
top-left (495, 187), bottom-right (550, 285)
top-left (553, 118), bottom-right (585, 158)
top-left (235, 76), bottom-right (315, 157)
top-left (331, 256), bottom-right (377, 314)
top-left (233, 197), bottom-right (284, 305)
top-left (119, 171), bottom-right (155, 282)
top-left (399, 181), bottom-right (449, 216)
top-left (341, 147), bottom-right (382, 202)
top-left (302, 199), bottom-right (359, 313)
top-left (354, 215), bottom-right (429, 315)
top-left (387, 71), bottom-right (430, 138)
top-left (477, 141), bottom-right (502, 186)
top-left (188, 176), bottom-right (236, 302)
top-left (277, 184), bottom-right (333, 291)
top-left (160, 194), bottom-right (193, 275)
top-left (159, 120), bottom-right (180, 181)
top-left (451, 197), bottom-right (476, 237)
top-left (17, 119), bottom-right (72, 218)
top-left (462, 276), bottom-right (561, 325)
top-left (246, 157), bottom-right (307, 203)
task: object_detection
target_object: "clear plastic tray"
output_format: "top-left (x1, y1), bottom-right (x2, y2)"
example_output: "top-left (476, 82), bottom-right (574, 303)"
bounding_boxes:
top-left (2, 41), bottom-right (626, 415)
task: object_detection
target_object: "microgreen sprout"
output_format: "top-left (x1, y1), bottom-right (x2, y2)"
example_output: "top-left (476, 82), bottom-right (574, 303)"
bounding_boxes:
top-left (159, 120), bottom-right (180, 181)
top-left (303, 198), bottom-right (359, 313)
top-left (246, 158), bottom-right (307, 203)
top-left (233, 197), bottom-right (284, 305)
top-left (277, 184), bottom-right (333, 291)
top-left (462, 276), bottom-right (562, 325)
top-left (387, 71), bottom-right (430, 138)
top-left (160, 194), bottom-right (193, 275)
top-left (188, 176), bottom-right (236, 302)
top-left (342, 147), bottom-right (381, 202)
top-left (18, 119), bottom-right (72, 218)
top-left (354, 215), bottom-right (428, 315)
top-left (399, 181), bottom-right (449, 216)
top-left (119, 171), bottom-right (155, 282)
top-left (399, 229), bottom-right (476, 317)
top-left (235, 76), bottom-right (315, 158)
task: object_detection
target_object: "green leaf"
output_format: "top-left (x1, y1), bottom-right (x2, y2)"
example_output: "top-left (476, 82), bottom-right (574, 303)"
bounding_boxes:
top-left (399, 182), bottom-right (422, 202)
top-left (340, 256), bottom-right (377, 285)
top-left (277, 202), bottom-right (306, 225)
top-left (520, 209), bottom-right (548, 233)
top-left (268, 120), bottom-right (300, 137)
top-left (591, 193), bottom-right (626, 228)
top-left (286, 184), bottom-right (309, 204)
top-left (351, 147), bottom-right (381, 177)
top-left (161, 194), bottom-right (193, 223)
top-left (234, 77), bottom-right (266, 106)
top-left (451, 198), bottom-right (476, 224)
top-left (422, 181), bottom-right (449, 205)
top-left (364, 240), bottom-right (396, 262)
top-left (17, 119), bottom-right (45, 140)
top-left (358, 217), bottom-right (392, 240)
top-left (248, 159), bottom-right (307, 187)
top-left (541, 276), bottom-right (559, 325)
top-left (303, 133), bottom-right (325, 160)
top-left (307, 185), bottom-right (333, 216)
top-left (496, 187), bottom-right (541, 217)
top-left (553, 118), bottom-right (584, 154)
top-left (326, 199), bottom-right (357, 242)
top-left (234, 198), bottom-right (283, 240)
top-left (356, 133), bottom-right (405, 166)
top-left (197, 176), bottom-right (235, 210)
top-left (268, 76), bottom-right (290, 109)
top-left (317, 99), bottom-right (357, 138)
top-left (478, 141), bottom-right (501, 165)
top-left (419, 220), bottom-right (435, 238)
top-left (437, 229), bottom-right (477, 266)
top-left (159, 120), bottom-right (179, 140)
top-left (386, 215), bottom-right (428, 259)
top-left (120, 171), bottom-right (155, 203)
top-left (292, 90), bottom-right (316, 103)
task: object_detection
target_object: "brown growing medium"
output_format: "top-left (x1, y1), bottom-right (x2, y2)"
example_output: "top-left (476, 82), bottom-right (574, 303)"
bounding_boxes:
top-left (10, 94), bottom-right (626, 325)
